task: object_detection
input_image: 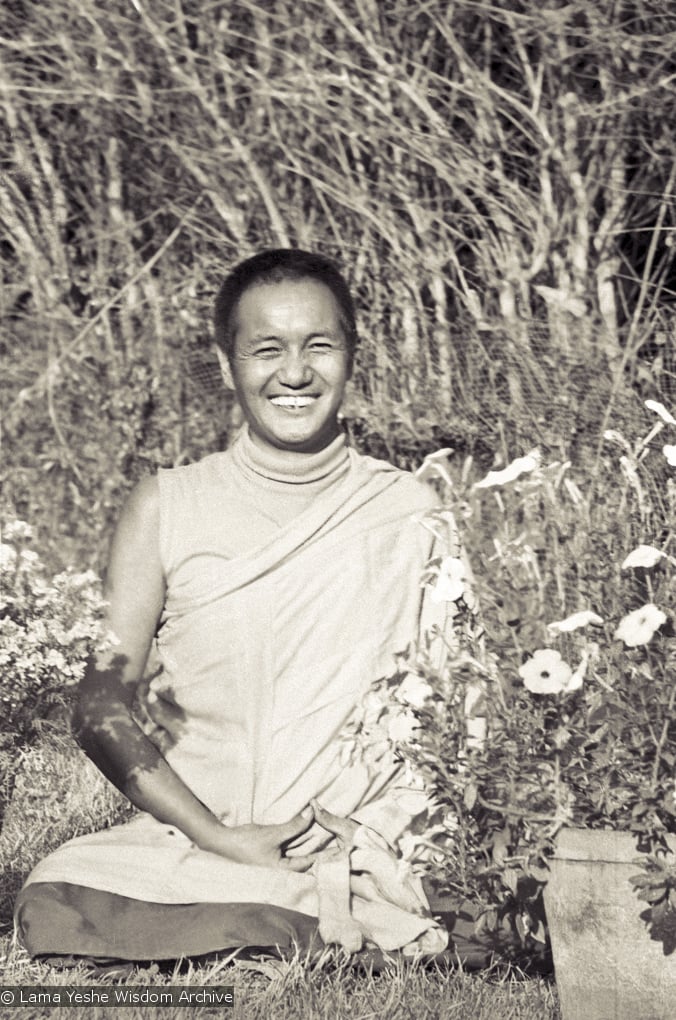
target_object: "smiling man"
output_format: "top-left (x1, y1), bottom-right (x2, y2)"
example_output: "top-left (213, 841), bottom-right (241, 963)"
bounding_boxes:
top-left (15, 250), bottom-right (452, 968)
top-left (215, 262), bottom-right (353, 455)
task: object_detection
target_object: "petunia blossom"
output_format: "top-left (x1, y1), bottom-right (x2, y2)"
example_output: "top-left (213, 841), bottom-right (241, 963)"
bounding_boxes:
top-left (614, 604), bottom-right (667, 647)
top-left (430, 556), bottom-right (465, 603)
top-left (396, 674), bottom-right (433, 708)
top-left (621, 545), bottom-right (665, 570)
top-left (664, 445), bottom-right (676, 467)
top-left (474, 450), bottom-right (541, 489)
top-left (566, 645), bottom-right (597, 693)
top-left (547, 610), bottom-right (604, 633)
top-left (645, 400), bottom-right (676, 426)
top-left (387, 709), bottom-right (420, 743)
top-left (415, 448), bottom-right (454, 487)
top-left (518, 649), bottom-right (576, 695)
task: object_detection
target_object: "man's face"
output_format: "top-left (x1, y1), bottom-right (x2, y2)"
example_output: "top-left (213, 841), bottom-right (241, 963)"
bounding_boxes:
top-left (221, 278), bottom-right (352, 455)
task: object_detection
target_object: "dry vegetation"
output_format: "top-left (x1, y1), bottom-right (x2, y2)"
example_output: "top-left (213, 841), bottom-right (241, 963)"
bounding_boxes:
top-left (2, 0), bottom-right (674, 569)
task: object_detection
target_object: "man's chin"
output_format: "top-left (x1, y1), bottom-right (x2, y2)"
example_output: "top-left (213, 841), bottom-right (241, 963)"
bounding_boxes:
top-left (250, 421), bottom-right (340, 455)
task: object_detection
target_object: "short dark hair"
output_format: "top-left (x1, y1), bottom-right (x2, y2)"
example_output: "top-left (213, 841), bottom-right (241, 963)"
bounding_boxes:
top-left (213, 249), bottom-right (358, 360)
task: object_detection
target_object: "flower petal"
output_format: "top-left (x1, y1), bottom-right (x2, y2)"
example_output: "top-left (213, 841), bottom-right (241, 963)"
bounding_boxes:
top-left (474, 450), bottom-right (541, 489)
top-left (387, 710), bottom-right (420, 743)
top-left (547, 611), bottom-right (604, 633)
top-left (430, 556), bottom-right (466, 603)
top-left (621, 545), bottom-right (665, 570)
top-left (664, 444), bottom-right (676, 467)
top-left (645, 400), bottom-right (676, 426)
top-left (397, 675), bottom-right (433, 709)
top-left (415, 448), bottom-right (454, 486)
top-left (614, 604), bottom-right (667, 647)
top-left (518, 649), bottom-right (573, 694)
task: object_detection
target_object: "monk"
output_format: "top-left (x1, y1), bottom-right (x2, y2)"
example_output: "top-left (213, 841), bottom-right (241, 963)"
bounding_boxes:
top-left (15, 249), bottom-right (456, 966)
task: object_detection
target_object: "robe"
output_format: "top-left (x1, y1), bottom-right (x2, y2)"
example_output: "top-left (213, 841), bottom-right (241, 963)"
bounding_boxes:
top-left (15, 426), bottom-right (452, 961)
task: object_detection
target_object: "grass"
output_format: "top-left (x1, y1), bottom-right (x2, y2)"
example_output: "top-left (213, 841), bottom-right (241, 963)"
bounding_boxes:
top-left (0, 731), bottom-right (560, 1019)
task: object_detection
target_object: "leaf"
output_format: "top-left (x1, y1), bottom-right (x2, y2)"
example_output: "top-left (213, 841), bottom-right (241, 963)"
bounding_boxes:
top-left (502, 866), bottom-right (520, 895)
top-left (528, 918), bottom-right (548, 944)
top-left (463, 781), bottom-right (478, 811)
top-left (492, 826), bottom-right (511, 866)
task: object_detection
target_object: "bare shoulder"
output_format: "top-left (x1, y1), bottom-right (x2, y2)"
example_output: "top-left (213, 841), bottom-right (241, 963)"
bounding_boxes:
top-left (121, 474), bottom-right (160, 522)
top-left (106, 475), bottom-right (164, 600)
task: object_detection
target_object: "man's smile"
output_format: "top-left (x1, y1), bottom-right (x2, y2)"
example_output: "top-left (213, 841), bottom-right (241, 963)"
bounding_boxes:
top-left (269, 395), bottom-right (320, 410)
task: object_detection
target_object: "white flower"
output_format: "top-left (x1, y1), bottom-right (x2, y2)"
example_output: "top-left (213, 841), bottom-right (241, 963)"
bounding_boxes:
top-left (664, 445), bottom-right (676, 467)
top-left (518, 649), bottom-right (577, 695)
top-left (474, 449), bottom-right (541, 489)
top-left (430, 556), bottom-right (465, 603)
top-left (621, 545), bottom-right (665, 570)
top-left (645, 400), bottom-right (676, 426)
top-left (397, 831), bottom-right (426, 862)
top-left (2, 520), bottom-right (34, 543)
top-left (387, 709), bottom-right (419, 743)
top-left (567, 646), bottom-right (596, 692)
top-left (603, 429), bottom-right (632, 452)
top-left (396, 674), bottom-right (433, 708)
top-left (614, 604), bottom-right (667, 647)
top-left (0, 543), bottom-right (17, 569)
top-left (547, 610), bottom-right (604, 633)
top-left (415, 448), bottom-right (454, 486)
top-left (44, 649), bottom-right (67, 671)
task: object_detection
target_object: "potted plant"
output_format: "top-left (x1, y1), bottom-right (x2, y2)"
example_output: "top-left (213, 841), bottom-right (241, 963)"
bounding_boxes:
top-left (0, 520), bottom-right (110, 828)
top-left (344, 400), bottom-right (676, 1019)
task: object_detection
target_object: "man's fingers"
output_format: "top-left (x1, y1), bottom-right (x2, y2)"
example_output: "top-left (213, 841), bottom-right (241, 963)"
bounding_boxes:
top-left (276, 806), bottom-right (315, 842)
top-left (310, 799), bottom-right (358, 844)
top-left (282, 853), bottom-right (320, 873)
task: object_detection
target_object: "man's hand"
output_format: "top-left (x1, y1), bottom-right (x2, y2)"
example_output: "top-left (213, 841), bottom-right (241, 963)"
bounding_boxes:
top-left (201, 806), bottom-right (318, 871)
top-left (311, 799), bottom-right (359, 848)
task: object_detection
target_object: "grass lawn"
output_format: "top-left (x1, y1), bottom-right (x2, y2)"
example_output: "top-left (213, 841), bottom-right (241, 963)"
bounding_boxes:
top-left (0, 731), bottom-right (561, 1020)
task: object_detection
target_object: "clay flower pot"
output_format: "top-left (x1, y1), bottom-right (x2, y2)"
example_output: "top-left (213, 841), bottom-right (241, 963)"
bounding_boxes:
top-left (543, 829), bottom-right (676, 1020)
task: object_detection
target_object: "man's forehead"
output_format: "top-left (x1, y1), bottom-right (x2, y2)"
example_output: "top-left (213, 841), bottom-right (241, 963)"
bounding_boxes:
top-left (234, 280), bottom-right (345, 332)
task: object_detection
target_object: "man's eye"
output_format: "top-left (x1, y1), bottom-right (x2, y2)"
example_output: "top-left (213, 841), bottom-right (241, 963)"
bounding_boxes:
top-left (255, 346), bottom-right (282, 357)
top-left (308, 341), bottom-right (334, 352)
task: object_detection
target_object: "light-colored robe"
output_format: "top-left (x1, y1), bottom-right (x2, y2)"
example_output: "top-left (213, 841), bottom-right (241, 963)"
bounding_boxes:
top-left (21, 428), bottom-right (450, 955)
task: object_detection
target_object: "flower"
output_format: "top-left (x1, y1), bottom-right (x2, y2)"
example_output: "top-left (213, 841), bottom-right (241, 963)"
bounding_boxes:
top-left (518, 649), bottom-right (576, 694)
top-left (430, 556), bottom-right (465, 603)
top-left (396, 674), bottom-right (433, 708)
top-left (567, 645), bottom-right (598, 692)
top-left (645, 400), bottom-right (676, 426)
top-left (0, 543), bottom-right (17, 570)
top-left (474, 450), bottom-right (541, 489)
top-left (603, 429), bottom-right (632, 452)
top-left (664, 445), bottom-right (676, 467)
top-left (415, 448), bottom-right (454, 486)
top-left (546, 610), bottom-right (604, 633)
top-left (614, 604), bottom-right (667, 647)
top-left (1, 520), bottom-right (34, 543)
top-left (621, 545), bottom-right (665, 570)
top-left (387, 709), bottom-right (419, 743)
top-left (351, 425), bottom-right (675, 961)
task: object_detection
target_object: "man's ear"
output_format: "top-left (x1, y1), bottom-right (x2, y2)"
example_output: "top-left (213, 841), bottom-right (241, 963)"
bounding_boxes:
top-left (214, 345), bottom-right (235, 389)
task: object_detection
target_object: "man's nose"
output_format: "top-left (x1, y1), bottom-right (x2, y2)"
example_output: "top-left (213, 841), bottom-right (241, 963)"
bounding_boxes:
top-left (277, 349), bottom-right (313, 387)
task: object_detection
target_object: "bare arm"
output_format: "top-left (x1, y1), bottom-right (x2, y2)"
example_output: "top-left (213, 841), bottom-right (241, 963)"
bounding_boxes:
top-left (74, 477), bottom-right (315, 867)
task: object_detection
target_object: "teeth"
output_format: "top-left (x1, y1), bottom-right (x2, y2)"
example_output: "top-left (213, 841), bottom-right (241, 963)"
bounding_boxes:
top-left (270, 396), bottom-right (316, 407)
